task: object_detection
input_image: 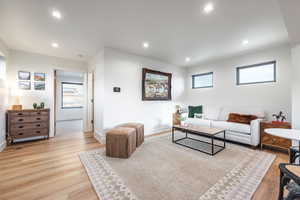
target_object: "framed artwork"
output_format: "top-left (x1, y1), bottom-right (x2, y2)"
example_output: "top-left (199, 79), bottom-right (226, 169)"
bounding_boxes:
top-left (34, 72), bottom-right (46, 81)
top-left (18, 71), bottom-right (31, 80)
top-left (34, 82), bottom-right (45, 90)
top-left (142, 68), bottom-right (172, 101)
top-left (19, 81), bottom-right (31, 90)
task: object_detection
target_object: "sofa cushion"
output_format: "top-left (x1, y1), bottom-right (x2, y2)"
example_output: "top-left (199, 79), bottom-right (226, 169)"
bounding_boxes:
top-left (185, 118), bottom-right (211, 127)
top-left (211, 121), bottom-right (251, 134)
top-left (188, 105), bottom-right (203, 118)
top-left (218, 106), bottom-right (265, 121)
top-left (227, 113), bottom-right (257, 125)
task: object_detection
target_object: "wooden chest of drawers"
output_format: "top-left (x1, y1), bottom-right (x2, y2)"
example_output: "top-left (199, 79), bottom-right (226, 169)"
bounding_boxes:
top-left (260, 121), bottom-right (292, 151)
top-left (6, 109), bottom-right (50, 144)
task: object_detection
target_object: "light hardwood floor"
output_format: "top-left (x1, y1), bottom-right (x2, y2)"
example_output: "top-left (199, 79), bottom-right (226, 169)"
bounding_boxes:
top-left (0, 131), bottom-right (288, 200)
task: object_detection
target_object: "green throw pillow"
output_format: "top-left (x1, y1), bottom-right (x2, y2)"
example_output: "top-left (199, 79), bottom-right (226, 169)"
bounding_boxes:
top-left (188, 105), bottom-right (203, 118)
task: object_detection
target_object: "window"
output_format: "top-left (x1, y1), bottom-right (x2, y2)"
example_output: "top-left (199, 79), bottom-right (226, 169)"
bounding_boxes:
top-left (237, 61), bottom-right (276, 85)
top-left (61, 82), bottom-right (84, 109)
top-left (0, 56), bottom-right (6, 80)
top-left (192, 72), bottom-right (213, 89)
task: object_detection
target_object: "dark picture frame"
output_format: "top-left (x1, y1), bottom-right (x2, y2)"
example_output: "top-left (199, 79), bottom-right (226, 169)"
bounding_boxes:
top-left (142, 68), bottom-right (172, 101)
top-left (19, 81), bottom-right (31, 90)
top-left (18, 71), bottom-right (31, 80)
top-left (34, 82), bottom-right (45, 90)
top-left (34, 72), bottom-right (46, 81)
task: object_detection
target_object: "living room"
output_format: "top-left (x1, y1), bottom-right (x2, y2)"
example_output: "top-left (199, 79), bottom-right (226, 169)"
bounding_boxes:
top-left (1, 0), bottom-right (300, 200)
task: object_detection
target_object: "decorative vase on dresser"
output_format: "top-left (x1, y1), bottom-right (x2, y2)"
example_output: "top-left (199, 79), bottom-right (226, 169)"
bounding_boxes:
top-left (260, 121), bottom-right (292, 151)
top-left (6, 109), bottom-right (50, 144)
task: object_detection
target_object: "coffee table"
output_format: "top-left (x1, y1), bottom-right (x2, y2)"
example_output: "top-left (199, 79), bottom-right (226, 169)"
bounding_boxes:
top-left (172, 125), bottom-right (226, 156)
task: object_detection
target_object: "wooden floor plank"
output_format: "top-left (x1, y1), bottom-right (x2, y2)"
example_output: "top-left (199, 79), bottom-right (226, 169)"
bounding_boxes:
top-left (0, 131), bottom-right (288, 200)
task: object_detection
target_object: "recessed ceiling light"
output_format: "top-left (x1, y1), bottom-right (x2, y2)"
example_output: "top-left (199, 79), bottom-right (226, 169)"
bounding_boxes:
top-left (143, 42), bottom-right (149, 49)
top-left (242, 40), bottom-right (249, 45)
top-left (52, 10), bottom-right (62, 19)
top-left (203, 3), bottom-right (214, 13)
top-left (51, 42), bottom-right (59, 48)
top-left (185, 57), bottom-right (191, 62)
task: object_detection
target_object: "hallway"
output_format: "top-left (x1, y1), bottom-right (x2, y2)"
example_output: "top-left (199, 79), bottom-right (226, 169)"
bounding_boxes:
top-left (56, 120), bottom-right (83, 135)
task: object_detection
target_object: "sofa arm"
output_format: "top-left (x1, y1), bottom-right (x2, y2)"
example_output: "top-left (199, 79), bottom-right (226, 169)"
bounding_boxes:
top-left (250, 119), bottom-right (264, 146)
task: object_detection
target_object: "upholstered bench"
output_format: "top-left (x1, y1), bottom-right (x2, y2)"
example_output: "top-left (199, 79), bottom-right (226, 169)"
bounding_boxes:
top-left (118, 123), bottom-right (144, 147)
top-left (106, 127), bottom-right (136, 158)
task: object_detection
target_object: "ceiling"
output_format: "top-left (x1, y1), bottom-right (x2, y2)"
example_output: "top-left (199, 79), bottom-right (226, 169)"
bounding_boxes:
top-left (0, 0), bottom-right (291, 66)
top-left (277, 0), bottom-right (300, 46)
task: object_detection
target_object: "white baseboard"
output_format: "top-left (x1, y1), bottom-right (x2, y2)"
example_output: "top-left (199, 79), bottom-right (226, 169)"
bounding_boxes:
top-left (0, 141), bottom-right (6, 152)
top-left (93, 127), bottom-right (171, 145)
top-left (94, 130), bottom-right (105, 144)
top-left (148, 127), bottom-right (171, 135)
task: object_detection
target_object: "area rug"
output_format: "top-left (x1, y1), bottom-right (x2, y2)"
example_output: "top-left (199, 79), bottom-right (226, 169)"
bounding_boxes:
top-left (79, 133), bottom-right (275, 200)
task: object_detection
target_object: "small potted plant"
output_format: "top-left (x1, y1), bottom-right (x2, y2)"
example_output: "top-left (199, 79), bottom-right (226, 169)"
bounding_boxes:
top-left (272, 111), bottom-right (288, 125)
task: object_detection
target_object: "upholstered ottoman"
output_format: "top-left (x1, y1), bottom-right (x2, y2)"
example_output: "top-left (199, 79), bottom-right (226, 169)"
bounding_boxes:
top-left (118, 123), bottom-right (144, 147)
top-left (106, 127), bottom-right (136, 158)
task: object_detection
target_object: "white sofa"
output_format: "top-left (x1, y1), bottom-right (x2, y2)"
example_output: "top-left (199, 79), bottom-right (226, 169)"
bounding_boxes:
top-left (183, 106), bottom-right (265, 146)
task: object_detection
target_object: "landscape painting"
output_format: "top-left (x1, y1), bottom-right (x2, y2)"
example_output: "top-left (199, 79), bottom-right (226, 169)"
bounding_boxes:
top-left (34, 72), bottom-right (45, 81)
top-left (19, 81), bottom-right (31, 90)
top-left (34, 82), bottom-right (45, 90)
top-left (142, 68), bottom-right (172, 101)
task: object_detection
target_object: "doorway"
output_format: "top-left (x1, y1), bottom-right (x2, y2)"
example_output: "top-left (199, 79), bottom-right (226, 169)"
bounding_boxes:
top-left (54, 70), bottom-right (85, 135)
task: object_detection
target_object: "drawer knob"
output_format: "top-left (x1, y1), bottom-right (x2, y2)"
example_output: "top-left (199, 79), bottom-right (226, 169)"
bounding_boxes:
top-left (18, 126), bottom-right (24, 128)
top-left (36, 118), bottom-right (41, 120)
top-left (36, 124), bottom-right (41, 127)
top-left (37, 112), bottom-right (41, 115)
top-left (18, 119), bottom-right (24, 122)
top-left (36, 131), bottom-right (41, 134)
top-left (18, 133), bottom-right (23, 135)
top-left (17, 113), bottom-right (23, 116)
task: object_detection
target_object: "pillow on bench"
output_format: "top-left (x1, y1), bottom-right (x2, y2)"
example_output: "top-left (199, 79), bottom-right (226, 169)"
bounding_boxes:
top-left (227, 113), bottom-right (257, 125)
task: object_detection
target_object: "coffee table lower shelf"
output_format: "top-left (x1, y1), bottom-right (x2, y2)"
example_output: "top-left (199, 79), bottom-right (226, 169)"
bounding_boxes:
top-left (172, 127), bottom-right (226, 156)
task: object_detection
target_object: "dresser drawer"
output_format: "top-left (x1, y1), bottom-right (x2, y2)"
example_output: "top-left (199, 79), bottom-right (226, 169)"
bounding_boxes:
top-left (10, 129), bottom-right (48, 139)
top-left (11, 122), bottom-right (48, 131)
top-left (30, 111), bottom-right (49, 116)
top-left (10, 111), bottom-right (31, 117)
top-left (10, 116), bottom-right (49, 124)
top-left (261, 132), bottom-right (291, 149)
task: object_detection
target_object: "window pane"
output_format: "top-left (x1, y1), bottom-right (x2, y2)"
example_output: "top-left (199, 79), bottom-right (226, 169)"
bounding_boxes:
top-left (62, 83), bottom-right (83, 108)
top-left (192, 72), bottom-right (213, 88)
top-left (237, 61), bottom-right (276, 85)
top-left (0, 56), bottom-right (6, 80)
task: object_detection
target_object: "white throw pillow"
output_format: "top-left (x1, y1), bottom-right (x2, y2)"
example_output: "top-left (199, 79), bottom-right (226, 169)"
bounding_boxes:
top-left (194, 113), bottom-right (205, 119)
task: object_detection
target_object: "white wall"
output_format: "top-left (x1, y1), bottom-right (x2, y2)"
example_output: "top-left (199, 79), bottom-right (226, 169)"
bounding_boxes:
top-left (0, 39), bottom-right (9, 151)
top-left (56, 74), bottom-right (84, 121)
top-left (102, 48), bottom-right (185, 135)
top-left (292, 44), bottom-right (300, 129)
top-left (88, 50), bottom-right (104, 138)
top-left (185, 45), bottom-right (292, 121)
top-left (7, 50), bottom-right (87, 137)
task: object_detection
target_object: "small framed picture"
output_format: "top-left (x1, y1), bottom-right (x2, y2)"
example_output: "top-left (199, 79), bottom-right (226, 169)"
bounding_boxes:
top-left (34, 72), bottom-right (45, 81)
top-left (19, 81), bottom-right (31, 90)
top-left (34, 82), bottom-right (45, 90)
top-left (18, 71), bottom-right (31, 80)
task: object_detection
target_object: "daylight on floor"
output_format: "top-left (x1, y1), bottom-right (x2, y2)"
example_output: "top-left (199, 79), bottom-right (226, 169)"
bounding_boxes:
top-left (0, 0), bottom-right (300, 200)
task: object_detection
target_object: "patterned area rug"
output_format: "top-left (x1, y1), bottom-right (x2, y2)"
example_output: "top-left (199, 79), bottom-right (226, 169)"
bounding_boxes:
top-left (79, 133), bottom-right (275, 200)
